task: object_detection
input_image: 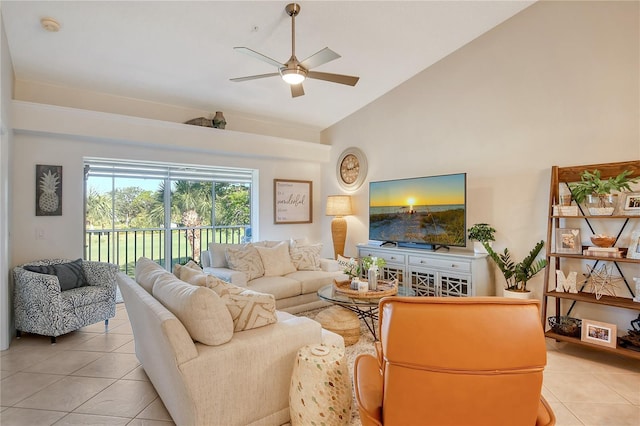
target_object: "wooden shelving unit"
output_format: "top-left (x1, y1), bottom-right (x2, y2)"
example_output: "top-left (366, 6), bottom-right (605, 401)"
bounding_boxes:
top-left (541, 160), bottom-right (640, 360)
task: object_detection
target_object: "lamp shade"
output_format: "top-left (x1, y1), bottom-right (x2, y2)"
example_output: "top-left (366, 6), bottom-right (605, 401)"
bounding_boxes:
top-left (326, 195), bottom-right (353, 217)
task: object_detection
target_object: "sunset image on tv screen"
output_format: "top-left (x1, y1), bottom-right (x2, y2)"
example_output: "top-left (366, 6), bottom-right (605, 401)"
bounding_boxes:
top-left (369, 173), bottom-right (466, 247)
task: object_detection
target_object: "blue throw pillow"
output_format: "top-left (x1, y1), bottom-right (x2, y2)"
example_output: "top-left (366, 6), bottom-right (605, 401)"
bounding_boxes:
top-left (24, 259), bottom-right (88, 291)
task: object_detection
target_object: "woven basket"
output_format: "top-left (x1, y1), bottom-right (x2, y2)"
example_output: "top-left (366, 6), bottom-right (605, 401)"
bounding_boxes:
top-left (548, 316), bottom-right (582, 337)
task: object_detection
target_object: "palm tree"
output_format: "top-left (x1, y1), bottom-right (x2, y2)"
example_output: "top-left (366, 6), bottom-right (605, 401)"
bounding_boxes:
top-left (86, 189), bottom-right (112, 229)
top-left (152, 181), bottom-right (213, 262)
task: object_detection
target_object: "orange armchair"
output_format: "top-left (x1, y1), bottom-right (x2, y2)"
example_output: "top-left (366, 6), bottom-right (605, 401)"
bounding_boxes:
top-left (354, 297), bottom-right (555, 426)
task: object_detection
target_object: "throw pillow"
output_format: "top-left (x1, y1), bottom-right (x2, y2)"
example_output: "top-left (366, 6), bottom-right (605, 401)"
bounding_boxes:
top-left (173, 260), bottom-right (202, 279)
top-left (208, 242), bottom-right (241, 268)
top-left (135, 257), bottom-right (166, 293)
top-left (290, 240), bottom-right (322, 271)
top-left (254, 241), bottom-right (297, 276)
top-left (177, 266), bottom-right (277, 332)
top-left (225, 244), bottom-right (265, 280)
top-left (178, 265), bottom-right (209, 287)
top-left (24, 259), bottom-right (88, 291)
top-left (152, 273), bottom-right (233, 346)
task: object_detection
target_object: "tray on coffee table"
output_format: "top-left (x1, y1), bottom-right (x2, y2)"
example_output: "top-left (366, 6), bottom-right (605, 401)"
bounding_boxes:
top-left (333, 278), bottom-right (398, 298)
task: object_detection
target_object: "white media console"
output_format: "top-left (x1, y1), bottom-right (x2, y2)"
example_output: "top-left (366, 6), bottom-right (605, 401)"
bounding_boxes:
top-left (357, 244), bottom-right (492, 297)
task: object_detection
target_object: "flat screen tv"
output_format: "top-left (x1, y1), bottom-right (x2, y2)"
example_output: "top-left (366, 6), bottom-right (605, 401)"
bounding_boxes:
top-left (369, 173), bottom-right (466, 250)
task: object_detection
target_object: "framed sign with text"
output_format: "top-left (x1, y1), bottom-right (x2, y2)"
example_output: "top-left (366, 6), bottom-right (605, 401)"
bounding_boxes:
top-left (274, 179), bottom-right (312, 224)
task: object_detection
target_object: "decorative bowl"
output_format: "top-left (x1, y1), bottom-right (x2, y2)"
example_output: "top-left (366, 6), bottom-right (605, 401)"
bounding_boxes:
top-left (590, 235), bottom-right (615, 248)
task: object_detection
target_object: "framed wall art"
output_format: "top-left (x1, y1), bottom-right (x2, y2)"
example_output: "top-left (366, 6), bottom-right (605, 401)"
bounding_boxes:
top-left (36, 164), bottom-right (62, 216)
top-left (581, 319), bottom-right (617, 348)
top-left (556, 228), bottom-right (581, 254)
top-left (274, 179), bottom-right (312, 224)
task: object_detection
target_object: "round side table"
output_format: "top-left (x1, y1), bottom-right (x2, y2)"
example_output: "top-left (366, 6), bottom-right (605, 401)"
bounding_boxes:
top-left (289, 343), bottom-right (351, 426)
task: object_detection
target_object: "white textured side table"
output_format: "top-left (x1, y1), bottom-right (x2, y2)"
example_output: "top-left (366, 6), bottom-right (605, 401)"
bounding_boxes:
top-left (289, 343), bottom-right (351, 426)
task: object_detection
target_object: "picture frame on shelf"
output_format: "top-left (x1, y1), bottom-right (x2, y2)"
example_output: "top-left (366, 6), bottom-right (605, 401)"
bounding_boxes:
top-left (581, 319), bottom-right (617, 348)
top-left (623, 192), bottom-right (640, 214)
top-left (273, 179), bottom-right (312, 224)
top-left (556, 228), bottom-right (582, 254)
top-left (627, 231), bottom-right (640, 260)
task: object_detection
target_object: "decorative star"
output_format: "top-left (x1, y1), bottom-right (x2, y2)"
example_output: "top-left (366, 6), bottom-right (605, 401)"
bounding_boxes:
top-left (584, 264), bottom-right (623, 300)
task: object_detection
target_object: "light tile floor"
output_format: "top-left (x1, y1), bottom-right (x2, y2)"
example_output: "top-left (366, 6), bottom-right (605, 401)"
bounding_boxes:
top-left (1, 303), bottom-right (639, 425)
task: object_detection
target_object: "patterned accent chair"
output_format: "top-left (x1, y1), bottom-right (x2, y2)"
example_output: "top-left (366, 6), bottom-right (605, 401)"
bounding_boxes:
top-left (13, 259), bottom-right (119, 343)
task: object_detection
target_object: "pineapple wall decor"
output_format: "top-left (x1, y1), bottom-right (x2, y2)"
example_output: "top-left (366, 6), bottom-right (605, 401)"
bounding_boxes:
top-left (36, 165), bottom-right (62, 216)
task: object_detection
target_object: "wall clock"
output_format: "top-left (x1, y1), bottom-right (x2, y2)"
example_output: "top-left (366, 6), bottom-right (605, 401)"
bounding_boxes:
top-left (336, 147), bottom-right (367, 190)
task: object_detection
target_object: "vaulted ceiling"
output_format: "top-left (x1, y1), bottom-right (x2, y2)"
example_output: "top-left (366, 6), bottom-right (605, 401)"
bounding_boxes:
top-left (2, 1), bottom-right (534, 131)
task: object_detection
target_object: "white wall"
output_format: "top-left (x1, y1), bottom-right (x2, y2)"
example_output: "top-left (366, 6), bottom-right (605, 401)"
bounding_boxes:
top-left (0, 7), bottom-right (14, 350)
top-left (321, 1), bottom-right (639, 329)
top-left (10, 122), bottom-right (329, 266)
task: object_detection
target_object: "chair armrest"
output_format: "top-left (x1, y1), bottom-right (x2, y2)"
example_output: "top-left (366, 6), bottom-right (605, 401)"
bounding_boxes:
top-left (13, 267), bottom-right (63, 324)
top-left (83, 261), bottom-right (119, 289)
top-left (203, 267), bottom-right (248, 287)
top-left (200, 250), bottom-right (212, 268)
top-left (14, 267), bottom-right (63, 295)
top-left (354, 353), bottom-right (383, 426)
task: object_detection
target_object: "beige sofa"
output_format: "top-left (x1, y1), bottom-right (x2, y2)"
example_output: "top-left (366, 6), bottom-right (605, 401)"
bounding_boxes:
top-left (202, 240), bottom-right (346, 314)
top-left (117, 258), bottom-right (343, 426)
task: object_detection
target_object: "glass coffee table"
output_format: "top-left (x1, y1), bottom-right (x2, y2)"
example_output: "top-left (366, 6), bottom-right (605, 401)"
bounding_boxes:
top-left (317, 284), bottom-right (414, 340)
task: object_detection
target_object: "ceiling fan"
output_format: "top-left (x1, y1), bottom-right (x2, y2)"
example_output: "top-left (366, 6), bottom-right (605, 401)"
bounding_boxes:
top-left (230, 3), bottom-right (359, 98)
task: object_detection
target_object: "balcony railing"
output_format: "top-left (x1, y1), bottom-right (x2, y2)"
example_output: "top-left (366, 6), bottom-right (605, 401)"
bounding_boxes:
top-left (85, 225), bottom-right (249, 276)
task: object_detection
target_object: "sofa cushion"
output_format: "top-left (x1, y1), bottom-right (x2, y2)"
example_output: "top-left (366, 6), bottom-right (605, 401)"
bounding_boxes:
top-left (135, 257), bottom-right (167, 293)
top-left (286, 270), bottom-right (339, 294)
top-left (177, 266), bottom-right (277, 332)
top-left (225, 244), bottom-right (265, 280)
top-left (24, 259), bottom-right (88, 291)
top-left (289, 240), bottom-right (322, 271)
top-left (254, 242), bottom-right (296, 276)
top-left (248, 275), bottom-right (302, 299)
top-left (152, 273), bottom-right (233, 346)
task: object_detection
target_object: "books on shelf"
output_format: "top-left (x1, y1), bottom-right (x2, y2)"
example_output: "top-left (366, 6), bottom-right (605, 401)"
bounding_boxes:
top-left (553, 205), bottom-right (579, 216)
top-left (582, 247), bottom-right (623, 258)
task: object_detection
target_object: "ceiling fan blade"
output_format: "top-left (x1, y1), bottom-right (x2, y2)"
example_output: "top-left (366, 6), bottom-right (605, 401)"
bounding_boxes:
top-left (291, 83), bottom-right (305, 98)
top-left (307, 71), bottom-right (360, 86)
top-left (300, 47), bottom-right (341, 70)
top-left (230, 73), bottom-right (280, 82)
top-left (233, 47), bottom-right (284, 68)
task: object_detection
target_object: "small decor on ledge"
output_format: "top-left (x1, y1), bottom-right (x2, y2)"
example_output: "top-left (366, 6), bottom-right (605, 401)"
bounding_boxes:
top-left (212, 111), bottom-right (226, 129)
top-left (618, 314), bottom-right (640, 351)
top-left (184, 111), bottom-right (227, 129)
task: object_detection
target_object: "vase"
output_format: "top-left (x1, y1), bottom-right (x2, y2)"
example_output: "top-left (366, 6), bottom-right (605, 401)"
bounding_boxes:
top-left (368, 268), bottom-right (378, 290)
top-left (473, 241), bottom-right (491, 254)
top-left (503, 288), bottom-right (533, 299)
top-left (212, 111), bottom-right (226, 129)
top-left (586, 194), bottom-right (617, 216)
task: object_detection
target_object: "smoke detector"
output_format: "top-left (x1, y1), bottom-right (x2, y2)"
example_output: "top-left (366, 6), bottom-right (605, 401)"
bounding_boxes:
top-left (40, 17), bottom-right (60, 32)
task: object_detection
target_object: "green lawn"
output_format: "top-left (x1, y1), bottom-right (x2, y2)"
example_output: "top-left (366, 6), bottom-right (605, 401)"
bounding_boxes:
top-left (86, 228), bottom-right (246, 275)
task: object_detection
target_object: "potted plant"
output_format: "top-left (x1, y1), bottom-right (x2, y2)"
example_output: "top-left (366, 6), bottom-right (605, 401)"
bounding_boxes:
top-left (569, 169), bottom-right (639, 215)
top-left (468, 223), bottom-right (496, 253)
top-left (482, 240), bottom-right (547, 298)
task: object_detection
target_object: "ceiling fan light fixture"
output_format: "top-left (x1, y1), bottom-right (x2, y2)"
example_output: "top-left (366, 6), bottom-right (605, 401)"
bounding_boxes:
top-left (280, 68), bottom-right (306, 85)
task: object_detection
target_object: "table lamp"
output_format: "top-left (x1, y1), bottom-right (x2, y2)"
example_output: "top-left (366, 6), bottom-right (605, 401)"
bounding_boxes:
top-left (326, 195), bottom-right (353, 259)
